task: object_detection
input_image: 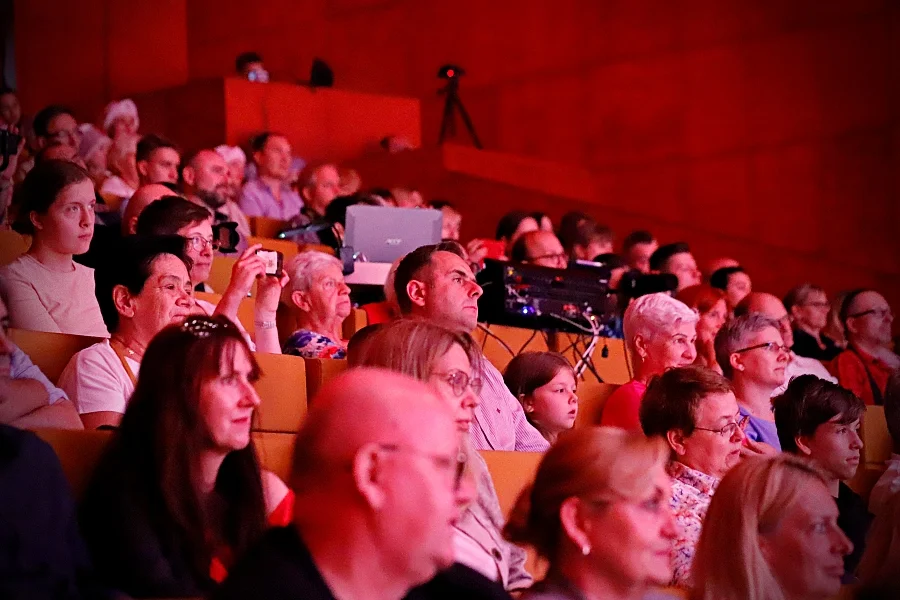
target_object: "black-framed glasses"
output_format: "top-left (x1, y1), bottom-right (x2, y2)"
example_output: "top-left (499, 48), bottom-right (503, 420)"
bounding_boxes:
top-left (377, 443), bottom-right (467, 491)
top-left (849, 308), bottom-right (892, 320)
top-left (734, 342), bottom-right (790, 355)
top-left (185, 235), bottom-right (219, 252)
top-left (528, 252), bottom-right (568, 264)
top-left (181, 315), bottom-right (235, 338)
top-left (694, 415), bottom-right (750, 437)
top-left (433, 370), bottom-right (483, 397)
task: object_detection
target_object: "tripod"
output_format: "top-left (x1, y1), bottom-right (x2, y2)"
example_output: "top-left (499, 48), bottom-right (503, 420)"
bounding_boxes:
top-left (438, 77), bottom-right (483, 149)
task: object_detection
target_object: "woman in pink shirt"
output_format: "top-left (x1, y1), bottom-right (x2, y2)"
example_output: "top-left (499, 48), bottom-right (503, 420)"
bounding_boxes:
top-left (600, 292), bottom-right (698, 430)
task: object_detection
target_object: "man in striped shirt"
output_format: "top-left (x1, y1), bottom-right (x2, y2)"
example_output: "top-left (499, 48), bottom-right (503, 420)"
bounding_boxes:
top-left (394, 244), bottom-right (549, 452)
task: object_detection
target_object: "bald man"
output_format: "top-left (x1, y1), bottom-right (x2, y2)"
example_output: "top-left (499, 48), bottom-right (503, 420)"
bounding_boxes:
top-left (509, 230), bottom-right (568, 269)
top-left (120, 183), bottom-right (175, 235)
top-left (213, 369), bottom-right (510, 600)
top-left (183, 149), bottom-right (251, 250)
top-left (735, 292), bottom-right (837, 397)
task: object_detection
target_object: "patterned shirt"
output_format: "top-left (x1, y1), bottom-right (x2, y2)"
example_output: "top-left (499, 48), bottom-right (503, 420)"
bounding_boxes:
top-left (282, 330), bottom-right (346, 359)
top-left (668, 461), bottom-right (720, 588)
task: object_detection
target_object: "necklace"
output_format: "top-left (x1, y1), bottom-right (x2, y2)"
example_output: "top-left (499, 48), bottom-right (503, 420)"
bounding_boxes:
top-left (111, 335), bottom-right (144, 360)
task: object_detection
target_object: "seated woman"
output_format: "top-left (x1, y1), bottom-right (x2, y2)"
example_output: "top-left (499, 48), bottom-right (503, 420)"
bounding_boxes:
top-left (99, 133), bottom-right (140, 204)
top-left (714, 313), bottom-right (789, 451)
top-left (600, 293), bottom-right (698, 430)
top-left (281, 250), bottom-right (351, 359)
top-left (59, 236), bottom-right (193, 429)
top-left (639, 365), bottom-right (746, 587)
top-left (503, 427), bottom-right (677, 600)
top-left (79, 315), bottom-right (291, 598)
top-left (689, 455), bottom-right (852, 600)
top-left (136, 196), bottom-right (286, 354)
top-left (783, 283), bottom-right (842, 362)
top-left (352, 319), bottom-right (533, 592)
top-left (709, 266), bottom-right (752, 313)
top-left (503, 352), bottom-right (578, 444)
top-left (0, 159), bottom-right (109, 337)
top-left (677, 284), bottom-right (727, 374)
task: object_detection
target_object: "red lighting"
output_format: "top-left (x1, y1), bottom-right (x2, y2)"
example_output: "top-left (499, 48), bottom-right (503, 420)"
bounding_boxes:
top-left (447, 69), bottom-right (454, 77)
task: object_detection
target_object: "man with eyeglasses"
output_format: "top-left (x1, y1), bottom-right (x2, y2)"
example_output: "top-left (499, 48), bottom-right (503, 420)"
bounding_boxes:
top-left (831, 289), bottom-right (898, 406)
top-left (213, 369), bottom-right (511, 600)
top-left (32, 104), bottom-right (81, 153)
top-left (735, 292), bottom-right (837, 397)
top-left (509, 230), bottom-right (569, 269)
top-left (639, 365), bottom-right (748, 588)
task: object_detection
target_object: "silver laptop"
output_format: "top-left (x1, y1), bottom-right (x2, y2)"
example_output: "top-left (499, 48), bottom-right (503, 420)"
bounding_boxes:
top-left (344, 205), bottom-right (443, 263)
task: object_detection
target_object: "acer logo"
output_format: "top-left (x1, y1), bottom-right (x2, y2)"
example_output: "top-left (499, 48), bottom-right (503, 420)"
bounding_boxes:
top-left (385, 238), bottom-right (402, 246)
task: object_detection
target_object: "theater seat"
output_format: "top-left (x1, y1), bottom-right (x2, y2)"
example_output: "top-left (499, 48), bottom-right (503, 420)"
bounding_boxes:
top-left (8, 328), bottom-right (103, 384)
top-left (555, 333), bottom-right (631, 385)
top-left (472, 324), bottom-right (551, 372)
top-left (341, 307), bottom-right (368, 340)
top-left (248, 236), bottom-right (300, 262)
top-left (0, 230), bottom-right (30, 266)
top-left (250, 216), bottom-right (288, 239)
top-left (573, 379), bottom-right (620, 428)
top-left (194, 292), bottom-right (256, 336)
top-left (32, 428), bottom-right (113, 499)
top-left (254, 431), bottom-right (296, 482)
top-left (479, 450), bottom-right (542, 519)
top-left (207, 256), bottom-right (246, 297)
top-left (253, 353), bottom-right (308, 433)
top-left (303, 358), bottom-right (348, 402)
top-left (862, 406), bottom-right (891, 466)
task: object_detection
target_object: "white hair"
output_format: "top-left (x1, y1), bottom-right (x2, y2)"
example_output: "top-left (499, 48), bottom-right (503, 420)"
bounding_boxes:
top-left (623, 293), bottom-right (699, 358)
top-left (281, 250), bottom-right (343, 305)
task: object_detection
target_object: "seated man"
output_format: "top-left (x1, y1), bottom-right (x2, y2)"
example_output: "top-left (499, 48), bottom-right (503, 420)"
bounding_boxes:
top-left (0, 294), bottom-right (82, 429)
top-left (393, 244), bottom-right (548, 452)
top-left (709, 266), bottom-right (752, 313)
top-left (239, 132), bottom-right (304, 221)
top-left (734, 292), bottom-right (837, 396)
top-left (621, 230), bottom-right (657, 274)
top-left (870, 371), bottom-right (900, 516)
top-left (494, 211), bottom-right (539, 258)
top-left (639, 365), bottom-right (746, 587)
top-left (649, 242), bottom-right (702, 292)
top-left (295, 162), bottom-right (341, 224)
top-left (213, 369), bottom-right (509, 600)
top-left (236, 51), bottom-right (269, 82)
top-left (772, 375), bottom-right (870, 578)
top-left (32, 104), bottom-right (80, 154)
top-left (509, 230), bottom-right (568, 269)
top-left (120, 183), bottom-right (174, 236)
top-left (559, 218), bottom-right (613, 262)
top-left (182, 149), bottom-right (251, 251)
top-left (136, 134), bottom-right (180, 187)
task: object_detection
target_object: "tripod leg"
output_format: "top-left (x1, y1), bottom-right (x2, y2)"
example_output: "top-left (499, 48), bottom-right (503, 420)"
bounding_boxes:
top-left (438, 94), bottom-right (457, 144)
top-left (452, 96), bottom-right (483, 149)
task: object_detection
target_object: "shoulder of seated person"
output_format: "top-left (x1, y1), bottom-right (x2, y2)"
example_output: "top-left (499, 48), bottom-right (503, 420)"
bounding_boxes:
top-left (261, 470), bottom-right (290, 512)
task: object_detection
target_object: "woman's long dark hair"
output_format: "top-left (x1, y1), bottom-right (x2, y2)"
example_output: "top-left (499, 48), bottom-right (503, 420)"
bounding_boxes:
top-left (87, 315), bottom-right (267, 586)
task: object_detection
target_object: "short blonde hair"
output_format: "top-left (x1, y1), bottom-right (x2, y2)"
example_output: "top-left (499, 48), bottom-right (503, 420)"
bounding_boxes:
top-left (504, 427), bottom-right (668, 564)
top-left (690, 454), bottom-right (830, 600)
top-left (623, 293), bottom-right (698, 359)
top-left (281, 250), bottom-right (344, 306)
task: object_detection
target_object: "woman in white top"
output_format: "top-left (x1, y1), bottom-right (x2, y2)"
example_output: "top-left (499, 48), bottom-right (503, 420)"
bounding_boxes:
top-left (0, 159), bottom-right (109, 337)
top-left (59, 236), bottom-right (193, 429)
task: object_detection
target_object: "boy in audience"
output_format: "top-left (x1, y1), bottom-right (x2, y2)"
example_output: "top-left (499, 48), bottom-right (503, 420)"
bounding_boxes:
top-left (622, 230), bottom-right (658, 274)
top-left (649, 242), bottom-right (701, 292)
top-left (135, 134), bottom-right (180, 186)
top-left (772, 375), bottom-right (871, 579)
top-left (869, 371), bottom-right (900, 516)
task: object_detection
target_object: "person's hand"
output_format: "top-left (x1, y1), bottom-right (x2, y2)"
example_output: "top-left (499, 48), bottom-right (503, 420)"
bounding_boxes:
top-left (740, 437), bottom-right (778, 458)
top-left (465, 238), bottom-right (488, 265)
top-left (256, 269), bottom-right (290, 317)
top-left (0, 124), bottom-right (25, 181)
top-left (226, 244), bottom-right (268, 298)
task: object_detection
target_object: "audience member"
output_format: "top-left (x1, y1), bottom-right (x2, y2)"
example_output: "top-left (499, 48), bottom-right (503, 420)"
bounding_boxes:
top-left (560, 218), bottom-right (613, 262)
top-left (183, 149), bottom-right (251, 248)
top-left (735, 292), bottom-right (838, 396)
top-left (239, 132), bottom-right (304, 221)
top-left (783, 283), bottom-right (842, 361)
top-left (431, 199), bottom-right (462, 241)
top-left (869, 371), bottom-right (900, 516)
top-left (352, 320), bottom-right (532, 591)
top-left (701, 257), bottom-right (739, 282)
top-left (530, 212), bottom-right (554, 232)
top-left (77, 124), bottom-right (112, 188)
top-left (639, 366), bottom-right (746, 587)
top-left (214, 145), bottom-right (247, 200)
top-left (621, 230), bottom-right (657, 274)
top-left (393, 243), bottom-right (548, 451)
top-left (59, 236), bottom-right (193, 429)
top-left (600, 293), bottom-right (698, 431)
top-left (772, 375), bottom-right (869, 578)
top-left (80, 315), bottom-right (291, 597)
top-left (676, 285), bottom-right (727, 374)
top-left (136, 134), bottom-right (180, 186)
top-left (391, 187), bottom-right (425, 209)
top-left (509, 230), bottom-right (568, 269)
top-left (296, 163), bottom-right (341, 223)
top-left (715, 313), bottom-right (787, 451)
top-left (99, 133), bottom-right (140, 202)
top-left (857, 492), bottom-right (900, 598)
top-left (33, 104), bottom-right (80, 153)
top-left (0, 87), bottom-right (22, 128)
top-left (689, 454), bottom-right (852, 600)
top-left (236, 51), bottom-right (269, 82)
top-left (102, 99), bottom-right (140, 140)
top-left (213, 368), bottom-right (508, 600)
top-left (120, 183), bottom-right (173, 235)
top-left (591, 253), bottom-right (628, 291)
top-left (823, 290), bottom-right (851, 351)
top-left (504, 427), bottom-right (677, 600)
top-left (281, 251), bottom-right (351, 359)
top-left (503, 352), bottom-right (578, 444)
top-left (495, 211), bottom-right (539, 256)
top-left (649, 242), bottom-right (701, 292)
top-left (709, 266), bottom-right (751, 312)
top-left (338, 168), bottom-right (361, 196)
top-left (831, 289), bottom-right (898, 405)
top-left (1, 160), bottom-right (108, 337)
top-left (0, 293), bottom-right (82, 428)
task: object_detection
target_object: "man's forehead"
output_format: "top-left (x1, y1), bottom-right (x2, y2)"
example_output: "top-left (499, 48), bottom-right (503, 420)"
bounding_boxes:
top-left (432, 251), bottom-right (472, 275)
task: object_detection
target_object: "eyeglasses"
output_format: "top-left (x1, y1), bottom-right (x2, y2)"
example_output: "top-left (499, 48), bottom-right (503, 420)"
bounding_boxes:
top-left (849, 308), bottom-right (892, 320)
top-left (694, 415), bottom-right (750, 437)
top-left (181, 315), bottom-right (235, 338)
top-left (734, 342), bottom-right (791, 355)
top-left (377, 443), bottom-right (467, 491)
top-left (528, 252), bottom-right (568, 265)
top-left (185, 235), bottom-right (218, 252)
top-left (433, 370), bottom-right (483, 397)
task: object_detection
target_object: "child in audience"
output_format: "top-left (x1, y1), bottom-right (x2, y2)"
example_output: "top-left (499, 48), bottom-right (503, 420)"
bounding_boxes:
top-left (0, 159), bottom-right (109, 337)
top-left (772, 375), bottom-right (870, 579)
top-left (79, 315), bottom-right (291, 598)
top-left (503, 352), bottom-right (578, 444)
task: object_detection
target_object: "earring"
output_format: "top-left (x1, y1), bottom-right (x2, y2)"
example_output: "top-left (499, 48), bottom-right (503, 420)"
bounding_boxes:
top-left (581, 544), bottom-right (591, 556)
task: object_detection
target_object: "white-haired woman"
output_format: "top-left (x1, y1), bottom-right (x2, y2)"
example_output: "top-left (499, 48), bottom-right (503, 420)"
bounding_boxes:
top-left (600, 293), bottom-right (698, 430)
top-left (281, 250), bottom-right (351, 358)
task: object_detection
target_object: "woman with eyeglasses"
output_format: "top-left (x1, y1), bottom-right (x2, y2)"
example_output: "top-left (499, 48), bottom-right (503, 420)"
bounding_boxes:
top-left (136, 195), bottom-right (287, 354)
top-left (504, 427), bottom-right (678, 600)
top-left (0, 159), bottom-right (109, 337)
top-left (350, 319), bottom-right (534, 592)
top-left (830, 289), bottom-right (898, 406)
top-left (783, 283), bottom-right (843, 362)
top-left (638, 365), bottom-right (747, 588)
top-left (714, 313), bottom-right (790, 451)
top-left (80, 315), bottom-right (292, 598)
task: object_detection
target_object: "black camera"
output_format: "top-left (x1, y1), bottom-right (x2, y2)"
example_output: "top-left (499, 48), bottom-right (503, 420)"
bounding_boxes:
top-left (0, 129), bottom-right (22, 172)
top-left (211, 221), bottom-right (240, 254)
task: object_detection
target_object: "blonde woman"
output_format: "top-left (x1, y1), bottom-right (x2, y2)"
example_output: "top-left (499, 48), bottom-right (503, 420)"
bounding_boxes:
top-left (690, 455), bottom-right (853, 600)
top-left (350, 319), bottom-right (533, 592)
top-left (503, 427), bottom-right (678, 600)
